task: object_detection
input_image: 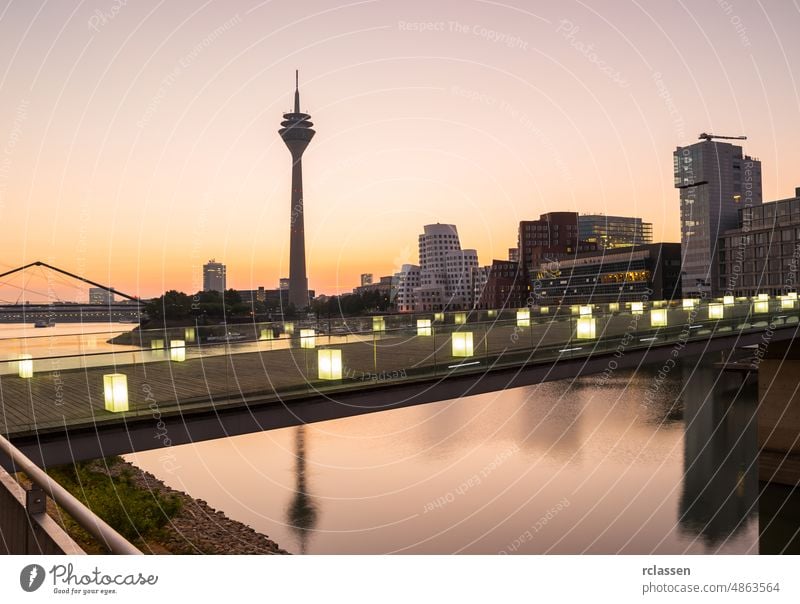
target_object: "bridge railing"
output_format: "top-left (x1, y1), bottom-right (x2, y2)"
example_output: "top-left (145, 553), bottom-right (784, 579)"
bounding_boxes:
top-left (0, 432), bottom-right (142, 554)
top-left (0, 298), bottom-right (798, 435)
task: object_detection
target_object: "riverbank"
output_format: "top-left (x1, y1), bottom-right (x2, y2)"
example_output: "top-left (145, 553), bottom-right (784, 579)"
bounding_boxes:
top-left (35, 457), bottom-right (288, 554)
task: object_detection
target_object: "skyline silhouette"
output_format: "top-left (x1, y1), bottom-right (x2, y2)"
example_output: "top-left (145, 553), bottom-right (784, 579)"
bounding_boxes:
top-left (1, 2), bottom-right (799, 298)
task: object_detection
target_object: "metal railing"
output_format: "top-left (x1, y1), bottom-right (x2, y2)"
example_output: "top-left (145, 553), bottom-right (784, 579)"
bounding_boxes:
top-left (0, 433), bottom-right (142, 554)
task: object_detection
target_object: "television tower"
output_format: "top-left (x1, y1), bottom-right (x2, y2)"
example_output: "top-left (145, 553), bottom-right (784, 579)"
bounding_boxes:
top-left (279, 70), bottom-right (315, 308)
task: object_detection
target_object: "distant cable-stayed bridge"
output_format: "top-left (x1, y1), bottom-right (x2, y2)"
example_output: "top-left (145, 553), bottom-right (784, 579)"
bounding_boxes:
top-left (0, 261), bottom-right (142, 323)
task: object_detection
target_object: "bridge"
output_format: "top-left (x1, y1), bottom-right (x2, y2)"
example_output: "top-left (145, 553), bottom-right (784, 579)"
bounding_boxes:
top-left (1, 295), bottom-right (798, 471)
top-left (0, 261), bottom-right (143, 323)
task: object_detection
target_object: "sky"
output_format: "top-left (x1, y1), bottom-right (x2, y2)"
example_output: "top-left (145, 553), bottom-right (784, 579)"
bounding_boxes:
top-left (1, 0), bottom-right (799, 299)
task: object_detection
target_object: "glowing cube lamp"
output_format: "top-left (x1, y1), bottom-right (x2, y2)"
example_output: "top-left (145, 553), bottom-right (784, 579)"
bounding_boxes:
top-left (18, 354), bottom-right (33, 379)
top-left (170, 340), bottom-right (186, 362)
top-left (576, 317), bottom-right (596, 339)
top-left (651, 308), bottom-right (668, 327)
top-left (417, 319), bottom-right (432, 336)
top-left (451, 332), bottom-right (474, 357)
top-left (516, 309), bottom-right (530, 327)
top-left (103, 373), bottom-right (129, 412)
top-left (300, 329), bottom-right (316, 349)
top-left (317, 349), bottom-right (342, 380)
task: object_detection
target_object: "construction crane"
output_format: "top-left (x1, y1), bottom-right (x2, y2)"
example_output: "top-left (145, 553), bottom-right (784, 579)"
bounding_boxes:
top-left (698, 132), bottom-right (747, 142)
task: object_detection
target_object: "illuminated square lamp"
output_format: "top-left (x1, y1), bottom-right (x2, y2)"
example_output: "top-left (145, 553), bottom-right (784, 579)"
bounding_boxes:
top-left (103, 373), bottom-right (129, 412)
top-left (170, 340), bottom-right (186, 362)
top-left (300, 329), bottom-right (316, 349)
top-left (576, 317), bottom-right (596, 339)
top-left (651, 308), bottom-right (668, 327)
top-left (18, 354), bottom-right (33, 379)
top-left (708, 303), bottom-right (724, 320)
top-left (579, 305), bottom-right (592, 316)
top-left (317, 349), bottom-right (342, 380)
top-left (723, 295), bottom-right (735, 306)
top-left (184, 327), bottom-right (196, 342)
top-left (788, 292), bottom-right (798, 300)
top-left (540, 306), bottom-right (549, 314)
top-left (753, 300), bottom-right (769, 314)
top-left (516, 309), bottom-right (530, 327)
top-left (757, 293), bottom-right (769, 301)
top-left (631, 302), bottom-right (644, 315)
top-left (454, 312), bottom-right (467, 325)
top-left (451, 332), bottom-right (474, 357)
top-left (781, 297), bottom-right (795, 310)
top-left (682, 299), bottom-right (696, 309)
top-left (434, 312), bottom-right (445, 322)
top-left (608, 303), bottom-right (619, 312)
top-left (417, 319), bottom-right (432, 336)
top-left (653, 300), bottom-right (665, 308)
top-left (372, 316), bottom-right (385, 332)
top-left (150, 338), bottom-right (164, 350)
top-left (284, 322), bottom-right (294, 335)
top-left (570, 305), bottom-right (580, 315)
top-left (487, 309), bottom-right (497, 318)
top-left (259, 328), bottom-right (274, 341)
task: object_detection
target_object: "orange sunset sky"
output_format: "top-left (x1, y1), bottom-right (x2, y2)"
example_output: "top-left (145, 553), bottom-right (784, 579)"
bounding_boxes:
top-left (1, 0), bottom-right (799, 299)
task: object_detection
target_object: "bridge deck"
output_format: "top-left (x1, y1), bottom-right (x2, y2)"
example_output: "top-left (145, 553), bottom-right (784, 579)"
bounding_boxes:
top-left (0, 305), bottom-right (796, 442)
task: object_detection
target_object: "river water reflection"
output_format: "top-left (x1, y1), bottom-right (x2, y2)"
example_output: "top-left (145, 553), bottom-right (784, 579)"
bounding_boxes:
top-left (127, 357), bottom-right (789, 554)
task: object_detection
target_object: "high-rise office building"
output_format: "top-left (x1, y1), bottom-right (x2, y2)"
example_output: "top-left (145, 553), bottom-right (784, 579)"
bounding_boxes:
top-left (88, 287), bottom-right (114, 304)
top-left (674, 140), bottom-right (762, 297)
top-left (578, 214), bottom-right (653, 249)
top-left (203, 259), bottom-right (226, 293)
top-left (279, 71), bottom-right (315, 308)
top-left (718, 187), bottom-right (800, 297)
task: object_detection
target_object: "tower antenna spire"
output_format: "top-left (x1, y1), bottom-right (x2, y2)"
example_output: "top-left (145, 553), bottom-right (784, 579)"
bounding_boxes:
top-left (294, 69), bottom-right (300, 113)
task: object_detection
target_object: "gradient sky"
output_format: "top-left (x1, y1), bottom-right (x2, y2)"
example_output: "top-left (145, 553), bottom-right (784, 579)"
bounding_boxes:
top-left (1, 0), bottom-right (799, 299)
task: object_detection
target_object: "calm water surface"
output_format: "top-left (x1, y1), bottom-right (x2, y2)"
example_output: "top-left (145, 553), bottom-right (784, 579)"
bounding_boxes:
top-left (128, 358), bottom-right (765, 554)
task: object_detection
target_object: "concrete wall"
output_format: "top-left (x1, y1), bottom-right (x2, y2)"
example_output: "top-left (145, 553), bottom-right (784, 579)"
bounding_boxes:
top-left (0, 465), bottom-right (84, 554)
top-left (758, 357), bottom-right (800, 487)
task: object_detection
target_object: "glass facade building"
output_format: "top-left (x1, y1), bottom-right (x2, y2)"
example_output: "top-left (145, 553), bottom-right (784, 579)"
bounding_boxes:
top-left (674, 141), bottom-right (762, 297)
top-left (577, 215), bottom-right (653, 249)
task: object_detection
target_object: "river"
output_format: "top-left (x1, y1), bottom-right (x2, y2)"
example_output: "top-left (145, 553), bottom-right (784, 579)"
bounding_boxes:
top-left (126, 356), bottom-right (797, 554)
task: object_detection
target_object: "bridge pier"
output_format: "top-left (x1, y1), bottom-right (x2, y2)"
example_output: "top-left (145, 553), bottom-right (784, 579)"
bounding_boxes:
top-left (757, 340), bottom-right (800, 487)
